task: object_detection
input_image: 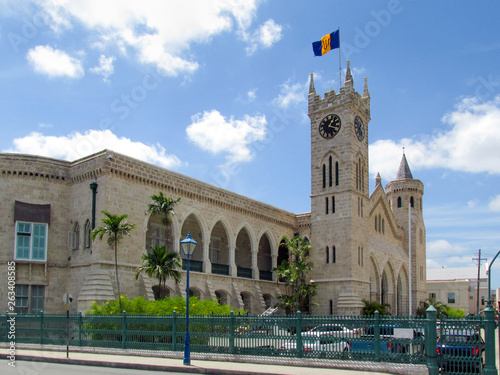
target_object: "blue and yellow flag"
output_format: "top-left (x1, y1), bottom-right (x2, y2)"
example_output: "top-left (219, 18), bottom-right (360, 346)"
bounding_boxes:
top-left (312, 30), bottom-right (340, 56)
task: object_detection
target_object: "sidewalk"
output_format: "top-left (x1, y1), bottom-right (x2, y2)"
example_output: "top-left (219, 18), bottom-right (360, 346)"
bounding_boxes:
top-left (1, 344), bottom-right (428, 375)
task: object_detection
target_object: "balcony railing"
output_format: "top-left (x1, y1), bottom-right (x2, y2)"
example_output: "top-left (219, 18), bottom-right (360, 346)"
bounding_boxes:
top-left (211, 263), bottom-right (230, 276)
top-left (182, 259), bottom-right (203, 273)
top-left (259, 270), bottom-right (273, 281)
top-left (237, 266), bottom-right (252, 279)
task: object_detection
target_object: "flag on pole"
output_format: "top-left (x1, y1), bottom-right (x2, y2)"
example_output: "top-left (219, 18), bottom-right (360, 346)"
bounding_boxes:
top-left (312, 30), bottom-right (340, 56)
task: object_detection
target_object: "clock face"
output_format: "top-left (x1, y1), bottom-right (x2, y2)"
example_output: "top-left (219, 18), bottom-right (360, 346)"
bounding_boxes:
top-left (354, 116), bottom-right (364, 141)
top-left (319, 114), bottom-right (341, 139)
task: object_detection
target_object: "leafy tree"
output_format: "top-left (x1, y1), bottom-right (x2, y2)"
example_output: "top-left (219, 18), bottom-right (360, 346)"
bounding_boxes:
top-left (92, 211), bottom-right (135, 310)
top-left (147, 192), bottom-right (180, 244)
top-left (273, 235), bottom-right (317, 314)
top-left (416, 298), bottom-right (450, 318)
top-left (362, 299), bottom-right (392, 316)
top-left (135, 245), bottom-right (182, 300)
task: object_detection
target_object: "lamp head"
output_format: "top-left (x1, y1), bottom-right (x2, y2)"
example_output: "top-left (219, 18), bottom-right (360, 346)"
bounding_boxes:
top-left (180, 231), bottom-right (198, 257)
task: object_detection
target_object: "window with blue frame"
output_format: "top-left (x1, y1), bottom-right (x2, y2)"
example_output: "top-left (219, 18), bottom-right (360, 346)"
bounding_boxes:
top-left (15, 222), bottom-right (47, 261)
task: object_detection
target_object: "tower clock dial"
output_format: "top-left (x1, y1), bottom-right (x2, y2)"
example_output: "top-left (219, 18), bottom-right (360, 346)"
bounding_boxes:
top-left (319, 114), bottom-right (341, 139)
top-left (354, 116), bottom-right (364, 141)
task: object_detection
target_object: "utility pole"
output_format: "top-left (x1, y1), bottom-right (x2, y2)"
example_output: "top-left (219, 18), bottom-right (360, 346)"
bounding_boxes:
top-left (472, 249), bottom-right (487, 314)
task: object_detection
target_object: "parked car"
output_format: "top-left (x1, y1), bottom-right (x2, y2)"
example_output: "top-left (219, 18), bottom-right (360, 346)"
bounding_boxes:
top-left (350, 325), bottom-right (424, 356)
top-left (281, 333), bottom-right (350, 358)
top-left (437, 330), bottom-right (484, 374)
top-left (301, 324), bottom-right (359, 338)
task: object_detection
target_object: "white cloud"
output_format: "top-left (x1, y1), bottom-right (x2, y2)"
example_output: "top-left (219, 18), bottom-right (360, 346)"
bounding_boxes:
top-left (90, 54), bottom-right (115, 82)
top-left (489, 195), bottom-right (500, 212)
top-left (28, 0), bottom-right (271, 76)
top-left (3, 129), bottom-right (182, 169)
top-left (273, 79), bottom-right (306, 109)
top-left (247, 89), bottom-right (257, 102)
top-left (186, 109), bottom-right (266, 166)
top-left (243, 19), bottom-right (282, 55)
top-left (370, 95), bottom-right (500, 180)
top-left (467, 199), bottom-right (478, 208)
top-left (26, 45), bottom-right (84, 78)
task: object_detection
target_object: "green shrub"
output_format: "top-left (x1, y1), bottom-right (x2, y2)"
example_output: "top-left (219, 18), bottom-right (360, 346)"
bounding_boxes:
top-left (87, 295), bottom-right (245, 316)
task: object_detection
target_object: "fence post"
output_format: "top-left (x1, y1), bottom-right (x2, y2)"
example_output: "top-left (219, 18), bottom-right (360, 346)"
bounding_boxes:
top-left (122, 310), bottom-right (126, 349)
top-left (425, 306), bottom-right (438, 375)
top-left (374, 310), bottom-right (380, 361)
top-left (78, 311), bottom-right (82, 347)
top-left (40, 310), bottom-right (44, 345)
top-left (172, 310), bottom-right (177, 351)
top-left (483, 306), bottom-right (498, 375)
top-left (296, 311), bottom-right (303, 358)
top-left (229, 311), bottom-right (234, 354)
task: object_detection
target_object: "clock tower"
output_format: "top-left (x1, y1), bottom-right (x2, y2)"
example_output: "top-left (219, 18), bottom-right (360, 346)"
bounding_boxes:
top-left (308, 60), bottom-right (371, 315)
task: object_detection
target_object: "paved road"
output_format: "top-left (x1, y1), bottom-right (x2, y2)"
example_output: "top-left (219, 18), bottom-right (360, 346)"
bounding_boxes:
top-left (1, 360), bottom-right (187, 375)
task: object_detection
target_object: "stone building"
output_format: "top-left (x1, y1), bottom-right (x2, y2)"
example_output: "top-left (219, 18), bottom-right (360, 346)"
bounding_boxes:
top-left (0, 64), bottom-right (426, 315)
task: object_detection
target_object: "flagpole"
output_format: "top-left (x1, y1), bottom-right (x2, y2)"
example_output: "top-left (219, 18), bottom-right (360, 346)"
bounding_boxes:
top-left (338, 26), bottom-right (341, 91)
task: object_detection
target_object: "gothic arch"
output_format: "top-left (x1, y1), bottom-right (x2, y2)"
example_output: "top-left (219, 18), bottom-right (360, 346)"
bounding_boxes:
top-left (209, 214), bottom-right (234, 239)
top-left (369, 255), bottom-right (381, 302)
top-left (396, 264), bottom-right (409, 315)
top-left (209, 218), bottom-right (231, 276)
top-left (179, 206), bottom-right (209, 241)
top-left (256, 227), bottom-right (277, 256)
top-left (380, 260), bottom-right (396, 313)
top-left (235, 225), bottom-right (254, 276)
top-left (257, 231), bottom-right (273, 281)
top-left (180, 209), bottom-right (208, 263)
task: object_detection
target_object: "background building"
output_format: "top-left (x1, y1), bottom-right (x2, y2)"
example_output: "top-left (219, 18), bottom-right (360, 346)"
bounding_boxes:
top-left (0, 68), bottom-right (426, 315)
top-left (427, 266), bottom-right (489, 314)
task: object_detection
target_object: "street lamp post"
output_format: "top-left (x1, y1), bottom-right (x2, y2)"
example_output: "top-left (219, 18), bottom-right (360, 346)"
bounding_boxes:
top-left (485, 250), bottom-right (500, 307)
top-left (180, 232), bottom-right (197, 366)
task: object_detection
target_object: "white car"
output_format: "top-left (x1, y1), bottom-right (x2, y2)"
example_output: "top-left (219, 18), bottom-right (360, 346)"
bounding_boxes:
top-left (280, 334), bottom-right (350, 358)
top-left (301, 324), bottom-right (358, 338)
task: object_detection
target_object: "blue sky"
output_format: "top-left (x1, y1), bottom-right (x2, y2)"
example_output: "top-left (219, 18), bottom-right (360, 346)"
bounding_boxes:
top-left (1, 1), bottom-right (500, 292)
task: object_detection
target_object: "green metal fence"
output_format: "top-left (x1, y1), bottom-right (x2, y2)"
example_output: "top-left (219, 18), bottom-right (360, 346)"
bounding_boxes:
top-left (1, 307), bottom-right (497, 374)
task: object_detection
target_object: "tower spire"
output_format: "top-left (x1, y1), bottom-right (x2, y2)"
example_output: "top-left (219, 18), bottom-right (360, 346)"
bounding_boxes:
top-left (309, 72), bottom-right (316, 95)
top-left (344, 59), bottom-right (353, 86)
top-left (363, 76), bottom-right (370, 98)
top-left (396, 153), bottom-right (413, 180)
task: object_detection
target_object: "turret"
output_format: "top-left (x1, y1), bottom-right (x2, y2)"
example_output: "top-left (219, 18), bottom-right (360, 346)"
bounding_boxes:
top-left (385, 153), bottom-right (426, 314)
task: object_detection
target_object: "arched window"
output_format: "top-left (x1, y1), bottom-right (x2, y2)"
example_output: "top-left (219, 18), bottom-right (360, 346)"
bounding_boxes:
top-left (329, 300), bottom-right (333, 315)
top-left (73, 222), bottom-right (80, 250)
top-left (329, 156), bottom-right (332, 187)
top-left (410, 196), bottom-right (414, 208)
top-left (84, 220), bottom-right (92, 248)
top-left (382, 219), bottom-right (385, 234)
top-left (375, 217), bottom-right (378, 231)
top-left (335, 162), bottom-right (339, 186)
top-left (397, 197), bottom-right (402, 208)
top-left (326, 246), bottom-right (329, 264)
top-left (332, 246), bottom-right (336, 263)
top-left (356, 163), bottom-right (359, 190)
top-left (332, 196), bottom-right (335, 214)
top-left (322, 164), bottom-right (326, 189)
top-left (325, 197), bottom-right (329, 214)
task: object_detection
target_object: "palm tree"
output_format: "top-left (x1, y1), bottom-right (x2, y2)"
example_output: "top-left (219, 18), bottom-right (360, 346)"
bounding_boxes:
top-left (416, 298), bottom-right (449, 318)
top-left (92, 211), bottom-right (135, 310)
top-left (135, 245), bottom-right (182, 299)
top-left (147, 192), bottom-right (180, 246)
top-left (362, 299), bottom-right (392, 316)
top-left (273, 235), bottom-right (317, 314)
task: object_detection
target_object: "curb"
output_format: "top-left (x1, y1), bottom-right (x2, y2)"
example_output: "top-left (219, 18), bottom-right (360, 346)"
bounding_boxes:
top-left (0, 354), bottom-right (273, 375)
